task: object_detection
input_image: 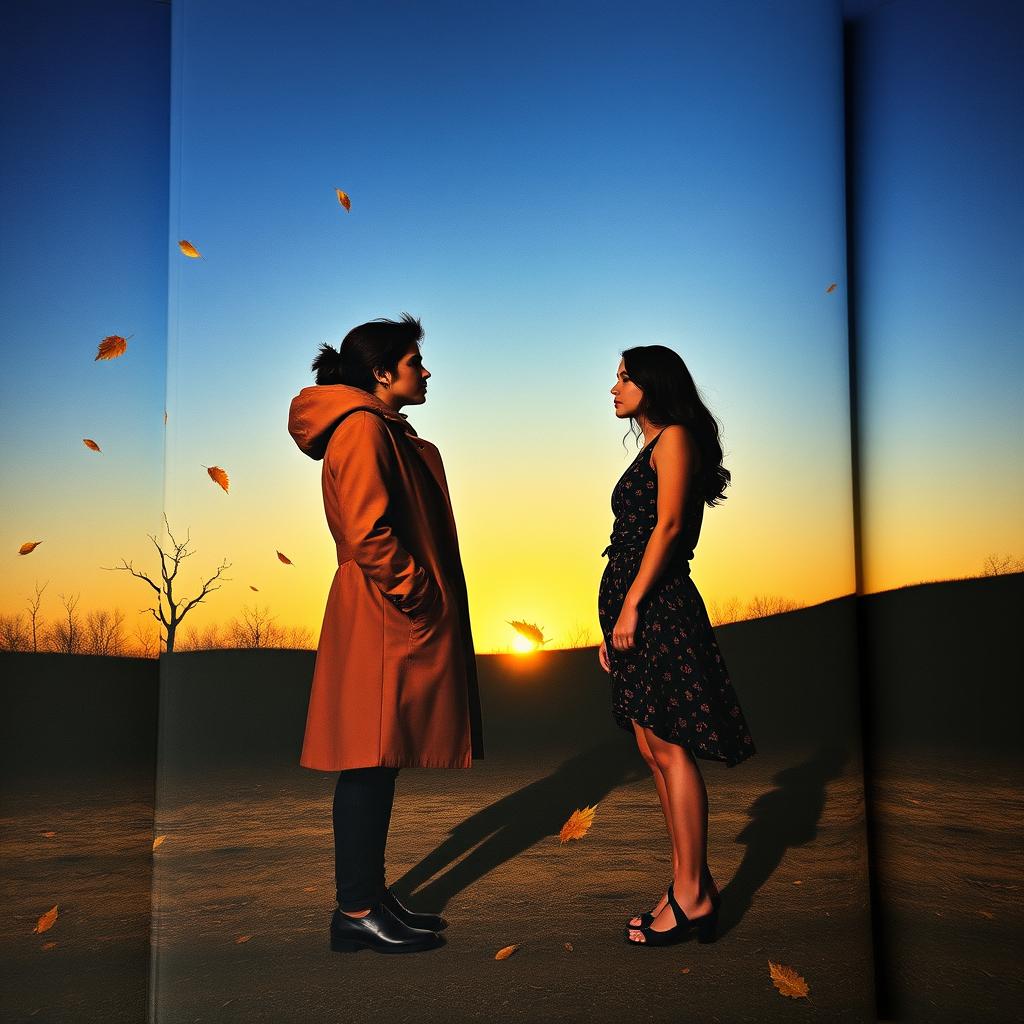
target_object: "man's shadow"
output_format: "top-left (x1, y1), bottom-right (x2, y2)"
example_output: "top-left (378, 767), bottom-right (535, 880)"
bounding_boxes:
top-left (395, 740), bottom-right (851, 940)
top-left (393, 737), bottom-right (648, 909)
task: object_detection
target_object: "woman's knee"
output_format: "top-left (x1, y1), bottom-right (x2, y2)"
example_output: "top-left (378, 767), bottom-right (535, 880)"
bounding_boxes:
top-left (631, 721), bottom-right (660, 768)
top-left (643, 727), bottom-right (686, 772)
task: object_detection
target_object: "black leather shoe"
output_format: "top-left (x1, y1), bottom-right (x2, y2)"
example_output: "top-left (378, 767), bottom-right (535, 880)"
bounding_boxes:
top-left (329, 903), bottom-right (444, 954)
top-left (382, 886), bottom-right (449, 931)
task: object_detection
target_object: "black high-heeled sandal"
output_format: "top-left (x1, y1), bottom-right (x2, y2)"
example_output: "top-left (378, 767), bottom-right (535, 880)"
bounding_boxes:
top-left (624, 881), bottom-right (720, 947)
top-left (624, 867), bottom-right (720, 934)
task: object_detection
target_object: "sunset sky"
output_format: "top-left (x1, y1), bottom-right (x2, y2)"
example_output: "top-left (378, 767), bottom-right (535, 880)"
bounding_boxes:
top-left (2, 0), bottom-right (1019, 655)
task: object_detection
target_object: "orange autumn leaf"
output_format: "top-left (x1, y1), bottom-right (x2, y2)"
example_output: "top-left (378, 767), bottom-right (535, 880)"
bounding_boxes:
top-left (768, 960), bottom-right (809, 998)
top-left (494, 943), bottom-right (519, 960)
top-left (563, 942), bottom-right (573, 952)
top-left (335, 188), bottom-right (351, 211)
top-left (152, 835), bottom-right (166, 850)
top-left (205, 465), bottom-right (229, 492)
top-left (276, 550), bottom-right (293, 565)
top-left (559, 804), bottom-right (597, 843)
top-left (34, 905), bottom-right (58, 934)
top-left (41, 941), bottom-right (57, 950)
top-left (95, 334), bottom-right (132, 360)
top-left (19, 541), bottom-right (42, 555)
top-left (235, 934), bottom-right (253, 944)
top-left (977, 909), bottom-right (995, 919)
top-left (178, 239), bottom-right (202, 259)
top-left (680, 966), bottom-right (691, 974)
top-left (506, 619), bottom-right (551, 646)
top-left (825, 282), bottom-right (837, 293)
top-left (83, 438), bottom-right (102, 452)
top-left (302, 886), bottom-right (317, 893)
top-left (40, 831), bottom-right (56, 838)
top-left (793, 879), bottom-right (802, 885)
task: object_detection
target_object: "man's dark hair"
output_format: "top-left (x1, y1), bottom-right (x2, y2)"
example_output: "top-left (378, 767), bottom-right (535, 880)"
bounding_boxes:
top-left (311, 313), bottom-right (423, 392)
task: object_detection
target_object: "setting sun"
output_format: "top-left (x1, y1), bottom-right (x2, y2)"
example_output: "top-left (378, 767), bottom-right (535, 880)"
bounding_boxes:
top-left (511, 633), bottom-right (539, 655)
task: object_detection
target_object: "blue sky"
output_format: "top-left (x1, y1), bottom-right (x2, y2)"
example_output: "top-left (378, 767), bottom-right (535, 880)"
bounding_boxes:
top-left (6, 0), bottom-right (1017, 651)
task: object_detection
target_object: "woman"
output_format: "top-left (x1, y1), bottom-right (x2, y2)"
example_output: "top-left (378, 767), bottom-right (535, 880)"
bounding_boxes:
top-left (597, 344), bottom-right (756, 947)
top-left (287, 313), bottom-right (484, 955)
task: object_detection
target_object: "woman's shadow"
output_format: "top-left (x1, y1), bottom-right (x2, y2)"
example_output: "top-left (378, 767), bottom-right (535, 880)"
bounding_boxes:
top-left (719, 743), bottom-right (850, 939)
top-left (395, 740), bottom-right (852, 939)
top-left (393, 737), bottom-right (648, 909)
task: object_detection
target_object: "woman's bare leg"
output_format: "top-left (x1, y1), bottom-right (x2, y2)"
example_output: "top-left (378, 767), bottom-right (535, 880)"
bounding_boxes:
top-left (627, 727), bottom-right (713, 942)
top-left (627, 719), bottom-right (679, 927)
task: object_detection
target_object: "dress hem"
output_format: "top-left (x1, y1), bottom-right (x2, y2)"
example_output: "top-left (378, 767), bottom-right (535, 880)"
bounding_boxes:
top-left (613, 713), bottom-right (756, 768)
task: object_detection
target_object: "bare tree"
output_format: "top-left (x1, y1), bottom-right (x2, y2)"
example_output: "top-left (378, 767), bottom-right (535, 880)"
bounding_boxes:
top-left (707, 595), bottom-right (742, 627)
top-left (24, 579), bottom-right (48, 652)
top-left (49, 591), bottom-right (84, 653)
top-left (84, 607), bottom-right (128, 656)
top-left (282, 623), bottom-right (315, 649)
top-left (130, 619), bottom-right (160, 658)
top-left (744, 594), bottom-right (801, 620)
top-left (226, 603), bottom-right (278, 648)
top-left (982, 552), bottom-right (1024, 576)
top-left (563, 620), bottom-right (597, 649)
top-left (178, 620), bottom-right (227, 651)
top-left (0, 612), bottom-right (31, 651)
top-left (103, 514), bottom-right (231, 653)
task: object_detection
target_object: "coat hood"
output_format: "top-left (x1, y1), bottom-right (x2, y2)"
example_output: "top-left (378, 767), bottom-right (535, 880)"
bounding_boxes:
top-left (287, 384), bottom-right (419, 461)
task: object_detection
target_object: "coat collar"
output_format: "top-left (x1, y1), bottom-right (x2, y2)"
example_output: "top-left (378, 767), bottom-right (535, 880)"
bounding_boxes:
top-left (288, 384), bottom-right (420, 461)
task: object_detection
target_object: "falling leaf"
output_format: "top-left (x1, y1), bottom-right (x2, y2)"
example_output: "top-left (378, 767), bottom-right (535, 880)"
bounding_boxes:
top-left (205, 465), bottom-right (229, 493)
top-left (178, 239), bottom-right (202, 259)
top-left (559, 804), bottom-right (597, 843)
top-left (335, 188), bottom-right (351, 212)
top-left (793, 879), bottom-right (802, 885)
top-left (34, 906), bottom-right (58, 934)
top-left (302, 886), bottom-right (316, 893)
top-left (95, 334), bottom-right (132, 361)
top-left (276, 550), bottom-right (293, 565)
top-left (825, 282), bottom-right (837, 293)
top-left (494, 943), bottom-right (519, 960)
top-left (82, 438), bottom-right (102, 452)
top-left (163, 409), bottom-right (168, 425)
top-left (563, 942), bottom-right (573, 952)
top-left (978, 909), bottom-right (995, 919)
top-left (506, 619), bottom-right (551, 646)
top-left (235, 934), bottom-right (253, 944)
top-left (41, 941), bottom-right (57, 950)
top-left (680, 967), bottom-right (691, 974)
top-left (768, 960), bottom-right (809, 998)
top-left (152, 835), bottom-right (166, 850)
top-left (19, 541), bottom-right (42, 555)
top-left (40, 831), bottom-right (56, 838)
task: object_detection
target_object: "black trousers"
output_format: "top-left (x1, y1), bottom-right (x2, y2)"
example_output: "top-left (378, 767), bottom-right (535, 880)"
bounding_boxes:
top-left (332, 766), bottom-right (400, 911)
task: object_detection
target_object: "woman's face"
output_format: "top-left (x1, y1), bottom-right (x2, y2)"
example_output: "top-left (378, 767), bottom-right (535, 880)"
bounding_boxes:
top-left (611, 359), bottom-right (644, 420)
top-left (379, 343), bottom-right (430, 406)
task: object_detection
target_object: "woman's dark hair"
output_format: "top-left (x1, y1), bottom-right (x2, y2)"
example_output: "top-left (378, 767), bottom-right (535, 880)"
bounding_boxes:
top-left (621, 344), bottom-right (731, 506)
top-left (311, 313), bottom-right (423, 391)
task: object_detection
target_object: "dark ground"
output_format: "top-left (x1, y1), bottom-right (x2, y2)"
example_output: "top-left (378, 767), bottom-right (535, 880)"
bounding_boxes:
top-left (2, 575), bottom-right (1022, 1022)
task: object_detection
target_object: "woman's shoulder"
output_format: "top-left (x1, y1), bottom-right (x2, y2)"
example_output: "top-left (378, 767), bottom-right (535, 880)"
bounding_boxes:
top-left (650, 423), bottom-right (701, 473)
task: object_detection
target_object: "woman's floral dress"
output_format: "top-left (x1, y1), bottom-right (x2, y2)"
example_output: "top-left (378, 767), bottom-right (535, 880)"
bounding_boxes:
top-left (598, 429), bottom-right (756, 767)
